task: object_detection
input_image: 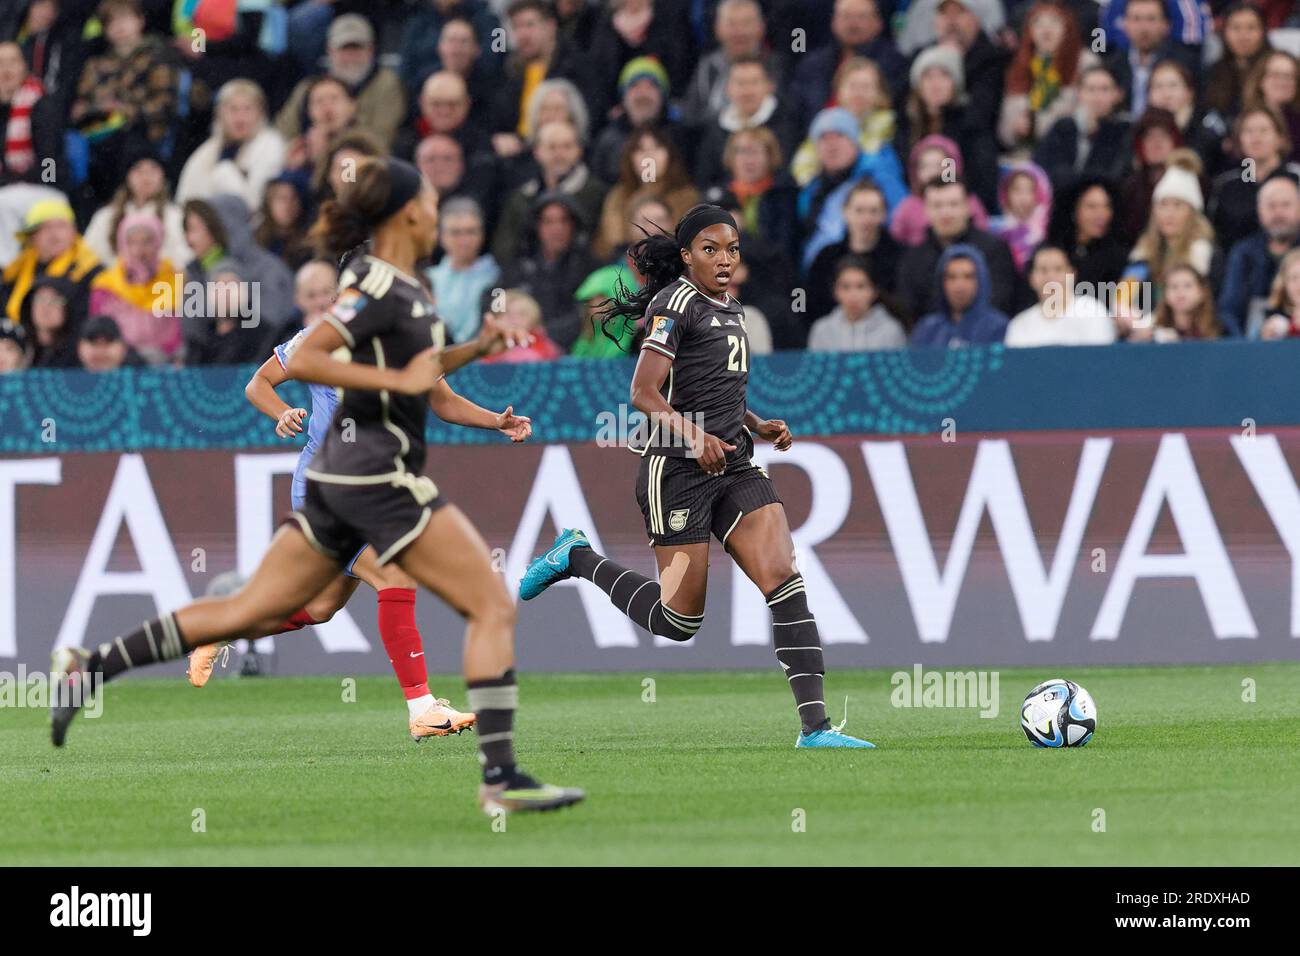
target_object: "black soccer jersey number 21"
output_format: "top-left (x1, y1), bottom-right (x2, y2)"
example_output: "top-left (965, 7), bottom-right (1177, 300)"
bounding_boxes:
top-left (637, 277), bottom-right (750, 460)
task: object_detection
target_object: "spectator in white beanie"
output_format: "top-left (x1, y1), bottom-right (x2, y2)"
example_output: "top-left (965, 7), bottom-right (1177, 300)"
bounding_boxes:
top-left (1116, 149), bottom-right (1220, 336)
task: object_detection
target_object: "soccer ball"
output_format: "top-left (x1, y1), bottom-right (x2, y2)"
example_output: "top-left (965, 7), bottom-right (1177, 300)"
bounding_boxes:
top-left (1020, 678), bottom-right (1096, 748)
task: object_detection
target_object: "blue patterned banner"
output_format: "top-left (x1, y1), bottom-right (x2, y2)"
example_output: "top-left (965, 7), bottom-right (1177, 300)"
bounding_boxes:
top-left (1, 340), bottom-right (1297, 453)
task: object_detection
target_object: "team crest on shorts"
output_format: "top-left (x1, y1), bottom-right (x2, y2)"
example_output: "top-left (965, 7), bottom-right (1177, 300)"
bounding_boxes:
top-left (668, 508), bottom-right (689, 532)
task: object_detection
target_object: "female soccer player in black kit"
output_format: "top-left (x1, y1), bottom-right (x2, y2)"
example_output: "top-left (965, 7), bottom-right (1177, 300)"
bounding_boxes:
top-left (520, 204), bottom-right (873, 748)
top-left (50, 158), bottom-right (585, 814)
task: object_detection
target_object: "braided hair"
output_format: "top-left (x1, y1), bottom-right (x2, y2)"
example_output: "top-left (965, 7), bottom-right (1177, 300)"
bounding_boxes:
top-left (595, 203), bottom-right (738, 345)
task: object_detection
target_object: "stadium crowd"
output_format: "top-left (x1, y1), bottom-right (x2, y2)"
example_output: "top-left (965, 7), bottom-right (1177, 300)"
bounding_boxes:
top-left (2, 0), bottom-right (1300, 375)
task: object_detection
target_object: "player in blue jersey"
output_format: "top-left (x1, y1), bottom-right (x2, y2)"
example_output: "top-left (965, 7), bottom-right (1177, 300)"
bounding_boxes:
top-left (186, 260), bottom-right (524, 742)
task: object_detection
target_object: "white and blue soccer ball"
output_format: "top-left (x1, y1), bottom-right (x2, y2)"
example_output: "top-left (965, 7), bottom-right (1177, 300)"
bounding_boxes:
top-left (1020, 678), bottom-right (1096, 748)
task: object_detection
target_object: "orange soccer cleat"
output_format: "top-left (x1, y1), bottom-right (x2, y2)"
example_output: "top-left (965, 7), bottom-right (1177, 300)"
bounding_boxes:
top-left (409, 699), bottom-right (477, 741)
top-left (186, 642), bottom-right (231, 688)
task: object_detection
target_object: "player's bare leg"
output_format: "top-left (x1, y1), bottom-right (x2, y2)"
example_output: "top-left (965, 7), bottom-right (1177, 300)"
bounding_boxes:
top-left (520, 531), bottom-right (712, 644)
top-left (726, 503), bottom-right (874, 748)
top-left (186, 571), bottom-right (360, 687)
top-left (351, 547), bottom-right (475, 739)
top-left (393, 505), bottom-right (583, 814)
top-left (53, 527), bottom-right (341, 745)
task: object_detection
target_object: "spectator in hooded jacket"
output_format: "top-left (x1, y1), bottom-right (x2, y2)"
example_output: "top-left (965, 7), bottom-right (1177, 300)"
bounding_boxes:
top-left (890, 133), bottom-right (990, 246)
top-left (798, 106), bottom-right (906, 272)
top-left (911, 243), bottom-right (1009, 346)
top-left (176, 79), bottom-right (286, 211)
top-left (204, 193), bottom-right (296, 334)
top-left (88, 210), bottom-right (183, 364)
top-left (988, 161), bottom-right (1053, 274)
top-left (894, 176), bottom-right (1024, 324)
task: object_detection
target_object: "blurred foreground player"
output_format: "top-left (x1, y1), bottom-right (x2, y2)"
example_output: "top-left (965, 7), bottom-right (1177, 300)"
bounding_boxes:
top-left (187, 258), bottom-right (514, 742)
top-left (52, 159), bottom-right (585, 814)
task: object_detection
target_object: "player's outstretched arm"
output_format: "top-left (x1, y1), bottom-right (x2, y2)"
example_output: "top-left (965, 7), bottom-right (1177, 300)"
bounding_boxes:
top-left (427, 378), bottom-right (532, 441)
top-left (246, 354), bottom-right (307, 438)
top-left (285, 321), bottom-right (441, 395)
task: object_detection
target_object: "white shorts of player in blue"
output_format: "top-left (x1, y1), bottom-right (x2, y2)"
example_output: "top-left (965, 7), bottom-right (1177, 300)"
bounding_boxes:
top-left (292, 449), bottom-right (365, 578)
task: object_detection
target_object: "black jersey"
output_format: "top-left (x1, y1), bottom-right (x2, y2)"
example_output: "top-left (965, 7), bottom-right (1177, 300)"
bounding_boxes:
top-left (635, 276), bottom-right (750, 459)
top-left (306, 255), bottom-right (445, 480)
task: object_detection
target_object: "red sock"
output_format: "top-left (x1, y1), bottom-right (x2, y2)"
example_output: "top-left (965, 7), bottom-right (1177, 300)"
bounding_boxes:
top-left (377, 588), bottom-right (430, 700)
top-left (269, 608), bottom-right (317, 635)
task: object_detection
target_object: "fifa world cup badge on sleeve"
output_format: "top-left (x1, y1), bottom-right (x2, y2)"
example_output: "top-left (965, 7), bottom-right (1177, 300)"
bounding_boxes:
top-left (331, 289), bottom-right (367, 324)
top-left (648, 315), bottom-right (674, 345)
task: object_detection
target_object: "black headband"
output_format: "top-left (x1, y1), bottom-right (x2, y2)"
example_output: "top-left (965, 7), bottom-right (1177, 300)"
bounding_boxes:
top-left (376, 158), bottom-right (424, 223)
top-left (675, 206), bottom-right (737, 250)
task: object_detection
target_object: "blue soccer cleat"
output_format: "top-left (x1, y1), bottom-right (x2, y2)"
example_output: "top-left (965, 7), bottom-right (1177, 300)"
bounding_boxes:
top-left (519, 528), bottom-right (591, 601)
top-left (797, 726), bottom-right (876, 748)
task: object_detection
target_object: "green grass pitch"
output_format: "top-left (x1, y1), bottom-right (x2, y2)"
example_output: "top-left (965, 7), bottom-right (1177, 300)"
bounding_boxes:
top-left (2, 663), bottom-right (1297, 866)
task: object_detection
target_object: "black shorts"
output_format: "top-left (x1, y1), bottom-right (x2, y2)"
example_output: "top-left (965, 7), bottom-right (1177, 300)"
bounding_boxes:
top-left (635, 446), bottom-right (781, 547)
top-left (284, 473), bottom-right (447, 569)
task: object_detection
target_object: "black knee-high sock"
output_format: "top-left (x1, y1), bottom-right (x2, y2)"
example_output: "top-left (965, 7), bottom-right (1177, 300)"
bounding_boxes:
top-left (568, 547), bottom-right (703, 641)
top-left (467, 669), bottom-right (518, 783)
top-left (87, 613), bottom-right (189, 681)
top-left (766, 574), bottom-right (829, 733)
